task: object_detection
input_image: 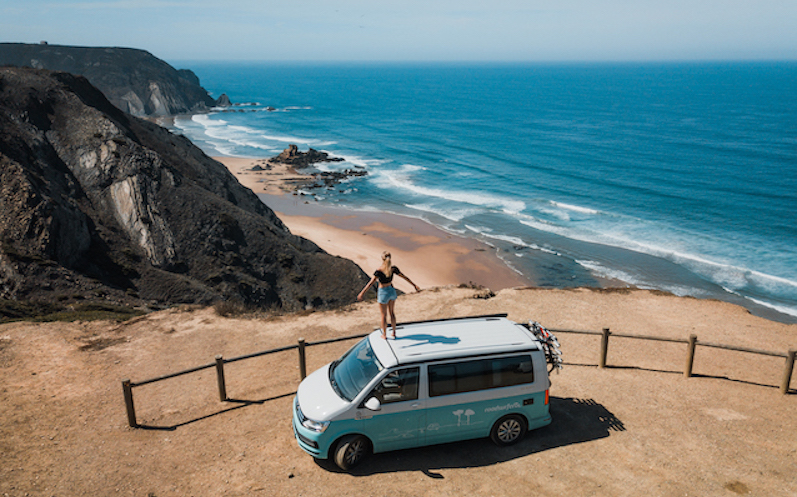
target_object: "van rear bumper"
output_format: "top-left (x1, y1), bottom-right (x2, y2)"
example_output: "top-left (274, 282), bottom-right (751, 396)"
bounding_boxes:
top-left (528, 413), bottom-right (552, 431)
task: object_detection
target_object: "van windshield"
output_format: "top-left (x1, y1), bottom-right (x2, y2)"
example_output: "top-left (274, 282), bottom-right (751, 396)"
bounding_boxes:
top-left (329, 337), bottom-right (383, 402)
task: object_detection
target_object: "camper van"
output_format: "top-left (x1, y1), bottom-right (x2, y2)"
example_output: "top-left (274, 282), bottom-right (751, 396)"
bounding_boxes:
top-left (292, 314), bottom-right (562, 470)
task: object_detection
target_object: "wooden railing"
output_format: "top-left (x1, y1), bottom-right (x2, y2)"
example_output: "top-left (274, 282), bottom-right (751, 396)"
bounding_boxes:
top-left (554, 327), bottom-right (795, 391)
top-left (121, 332), bottom-right (370, 428)
top-left (121, 326), bottom-right (796, 428)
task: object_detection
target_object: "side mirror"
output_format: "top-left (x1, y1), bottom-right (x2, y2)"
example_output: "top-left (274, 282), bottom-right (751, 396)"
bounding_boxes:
top-left (364, 397), bottom-right (381, 411)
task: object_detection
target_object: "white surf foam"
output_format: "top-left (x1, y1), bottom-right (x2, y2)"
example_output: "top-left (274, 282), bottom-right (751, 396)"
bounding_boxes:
top-left (260, 133), bottom-right (319, 145)
top-left (549, 200), bottom-right (600, 215)
top-left (373, 167), bottom-right (525, 215)
top-left (465, 225), bottom-right (560, 256)
top-left (746, 297), bottom-right (797, 318)
top-left (207, 141), bottom-right (237, 157)
top-left (517, 210), bottom-right (797, 300)
top-left (192, 114), bottom-right (227, 127)
top-left (518, 217), bottom-right (571, 237)
top-left (576, 260), bottom-right (704, 297)
top-left (404, 203), bottom-right (479, 222)
top-left (336, 154), bottom-right (386, 169)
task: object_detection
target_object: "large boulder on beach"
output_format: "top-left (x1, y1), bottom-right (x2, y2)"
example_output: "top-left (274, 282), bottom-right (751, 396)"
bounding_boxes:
top-left (0, 66), bottom-right (369, 313)
top-left (0, 42), bottom-right (218, 117)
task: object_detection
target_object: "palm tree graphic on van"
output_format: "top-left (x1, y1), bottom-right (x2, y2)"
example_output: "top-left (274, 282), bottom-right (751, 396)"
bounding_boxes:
top-left (453, 409), bottom-right (476, 426)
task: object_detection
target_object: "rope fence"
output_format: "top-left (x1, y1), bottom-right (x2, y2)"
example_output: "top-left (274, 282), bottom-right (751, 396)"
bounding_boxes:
top-left (121, 326), bottom-right (796, 428)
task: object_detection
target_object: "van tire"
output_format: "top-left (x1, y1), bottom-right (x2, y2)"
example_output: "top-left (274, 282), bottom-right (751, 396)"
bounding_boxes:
top-left (333, 435), bottom-right (369, 470)
top-left (490, 414), bottom-right (527, 446)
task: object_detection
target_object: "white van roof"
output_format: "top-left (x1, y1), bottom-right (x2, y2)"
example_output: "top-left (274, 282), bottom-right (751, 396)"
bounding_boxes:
top-left (369, 315), bottom-right (541, 369)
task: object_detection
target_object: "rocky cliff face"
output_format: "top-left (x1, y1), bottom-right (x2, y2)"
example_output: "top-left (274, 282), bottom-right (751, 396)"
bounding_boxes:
top-left (0, 43), bottom-right (221, 117)
top-left (0, 67), bottom-right (369, 311)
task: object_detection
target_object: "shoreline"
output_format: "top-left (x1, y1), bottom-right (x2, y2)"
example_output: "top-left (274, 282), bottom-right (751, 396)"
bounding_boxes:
top-left (213, 156), bottom-right (797, 324)
top-left (214, 156), bottom-right (531, 291)
top-left (262, 193), bottom-right (531, 292)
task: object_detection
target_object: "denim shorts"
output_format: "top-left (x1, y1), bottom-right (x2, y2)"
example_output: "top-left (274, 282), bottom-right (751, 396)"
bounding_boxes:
top-left (377, 285), bottom-right (397, 304)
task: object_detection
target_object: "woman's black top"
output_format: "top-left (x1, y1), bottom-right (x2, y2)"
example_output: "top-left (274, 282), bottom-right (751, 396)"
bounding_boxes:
top-left (374, 266), bottom-right (402, 285)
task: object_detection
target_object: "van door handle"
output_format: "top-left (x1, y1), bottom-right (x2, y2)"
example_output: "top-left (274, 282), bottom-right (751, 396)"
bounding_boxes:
top-left (411, 403), bottom-right (421, 408)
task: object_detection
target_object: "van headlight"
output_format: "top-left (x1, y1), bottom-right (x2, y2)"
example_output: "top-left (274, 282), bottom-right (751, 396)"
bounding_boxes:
top-left (302, 418), bottom-right (330, 433)
top-left (296, 401), bottom-right (330, 433)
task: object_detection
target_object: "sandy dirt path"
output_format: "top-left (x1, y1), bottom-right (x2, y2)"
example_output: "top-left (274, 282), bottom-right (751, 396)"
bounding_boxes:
top-left (2, 286), bottom-right (795, 497)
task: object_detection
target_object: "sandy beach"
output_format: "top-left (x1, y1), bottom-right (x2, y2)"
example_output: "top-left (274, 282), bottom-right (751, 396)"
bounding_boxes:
top-left (215, 156), bottom-right (531, 292)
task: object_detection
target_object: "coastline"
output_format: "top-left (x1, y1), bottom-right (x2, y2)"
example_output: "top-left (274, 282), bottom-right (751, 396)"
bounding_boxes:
top-left (214, 156), bottom-right (531, 291)
top-left (166, 64), bottom-right (797, 325)
top-left (213, 155), bottom-right (796, 324)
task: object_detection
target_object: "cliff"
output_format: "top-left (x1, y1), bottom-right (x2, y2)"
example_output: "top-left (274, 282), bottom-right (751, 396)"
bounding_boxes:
top-left (0, 66), bottom-right (369, 312)
top-left (0, 43), bottom-right (221, 117)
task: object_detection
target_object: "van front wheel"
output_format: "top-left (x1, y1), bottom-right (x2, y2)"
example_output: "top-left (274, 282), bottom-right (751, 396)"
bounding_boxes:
top-left (333, 434), bottom-right (369, 470)
top-left (490, 414), bottom-right (527, 446)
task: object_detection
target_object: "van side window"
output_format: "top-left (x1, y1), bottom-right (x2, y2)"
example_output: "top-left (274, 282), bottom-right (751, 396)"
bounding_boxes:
top-left (491, 355), bottom-right (534, 388)
top-left (429, 355), bottom-right (534, 397)
top-left (371, 367), bottom-right (420, 404)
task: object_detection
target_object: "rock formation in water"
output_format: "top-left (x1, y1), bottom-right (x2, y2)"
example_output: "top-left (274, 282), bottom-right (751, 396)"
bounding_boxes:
top-left (269, 145), bottom-right (367, 192)
top-left (0, 67), bottom-right (369, 312)
top-left (272, 145), bottom-right (345, 167)
top-left (0, 42), bottom-right (227, 117)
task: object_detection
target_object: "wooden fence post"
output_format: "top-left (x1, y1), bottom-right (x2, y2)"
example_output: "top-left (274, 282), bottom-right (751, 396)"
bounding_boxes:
top-left (215, 355), bottom-right (227, 402)
top-left (781, 349), bottom-right (796, 395)
top-left (599, 328), bottom-right (610, 368)
top-left (122, 379), bottom-right (137, 428)
top-left (684, 334), bottom-right (698, 378)
top-left (298, 338), bottom-right (307, 380)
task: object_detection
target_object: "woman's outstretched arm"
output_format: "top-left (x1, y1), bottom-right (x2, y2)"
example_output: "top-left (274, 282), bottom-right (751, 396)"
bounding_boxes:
top-left (357, 275), bottom-right (378, 301)
top-left (397, 273), bottom-right (421, 292)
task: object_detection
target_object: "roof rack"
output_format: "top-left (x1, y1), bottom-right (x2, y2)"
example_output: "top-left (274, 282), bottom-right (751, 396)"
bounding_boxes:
top-left (394, 313), bottom-right (509, 329)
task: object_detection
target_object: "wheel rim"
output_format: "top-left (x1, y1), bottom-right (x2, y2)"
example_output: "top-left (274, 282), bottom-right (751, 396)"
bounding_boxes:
top-left (497, 418), bottom-right (522, 443)
top-left (344, 438), bottom-right (365, 465)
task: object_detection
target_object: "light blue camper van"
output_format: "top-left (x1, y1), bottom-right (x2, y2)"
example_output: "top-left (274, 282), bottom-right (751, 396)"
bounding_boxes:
top-left (292, 314), bottom-right (562, 470)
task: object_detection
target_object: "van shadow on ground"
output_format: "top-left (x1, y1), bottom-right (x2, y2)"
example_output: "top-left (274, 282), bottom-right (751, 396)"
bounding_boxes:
top-left (317, 396), bottom-right (625, 476)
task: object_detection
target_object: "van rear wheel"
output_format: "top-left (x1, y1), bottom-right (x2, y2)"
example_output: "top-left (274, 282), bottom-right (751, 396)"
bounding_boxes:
top-left (490, 414), bottom-right (527, 446)
top-left (333, 435), bottom-right (369, 470)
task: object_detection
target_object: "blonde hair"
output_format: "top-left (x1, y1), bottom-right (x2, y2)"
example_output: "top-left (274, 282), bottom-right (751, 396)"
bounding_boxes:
top-left (380, 251), bottom-right (393, 278)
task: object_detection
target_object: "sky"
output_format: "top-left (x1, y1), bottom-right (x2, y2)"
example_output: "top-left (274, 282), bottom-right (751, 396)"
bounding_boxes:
top-left (2, 0), bottom-right (797, 63)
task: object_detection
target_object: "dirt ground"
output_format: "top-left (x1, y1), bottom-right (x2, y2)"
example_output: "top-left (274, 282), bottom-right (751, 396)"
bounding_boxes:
top-left (1, 286), bottom-right (795, 497)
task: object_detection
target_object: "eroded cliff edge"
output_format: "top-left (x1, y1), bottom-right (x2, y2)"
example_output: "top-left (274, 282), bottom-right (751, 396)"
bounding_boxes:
top-left (0, 67), bottom-right (369, 312)
top-left (0, 43), bottom-right (220, 117)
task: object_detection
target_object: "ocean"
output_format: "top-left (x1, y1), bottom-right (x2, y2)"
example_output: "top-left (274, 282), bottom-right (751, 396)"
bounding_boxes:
top-left (165, 62), bottom-right (797, 324)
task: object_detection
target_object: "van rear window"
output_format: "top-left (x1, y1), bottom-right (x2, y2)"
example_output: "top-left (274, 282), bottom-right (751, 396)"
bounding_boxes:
top-left (428, 355), bottom-right (534, 397)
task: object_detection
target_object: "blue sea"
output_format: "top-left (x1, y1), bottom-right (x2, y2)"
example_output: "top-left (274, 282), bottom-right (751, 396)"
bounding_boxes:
top-left (166, 62), bottom-right (797, 324)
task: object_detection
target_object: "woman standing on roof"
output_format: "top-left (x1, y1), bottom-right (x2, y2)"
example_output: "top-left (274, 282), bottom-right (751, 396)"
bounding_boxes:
top-left (357, 251), bottom-right (421, 339)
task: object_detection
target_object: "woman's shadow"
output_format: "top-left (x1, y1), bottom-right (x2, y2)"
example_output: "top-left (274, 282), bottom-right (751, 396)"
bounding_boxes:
top-left (316, 396), bottom-right (625, 476)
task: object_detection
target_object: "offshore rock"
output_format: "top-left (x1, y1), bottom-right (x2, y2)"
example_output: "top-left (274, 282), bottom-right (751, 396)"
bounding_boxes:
top-left (272, 145), bottom-right (345, 168)
top-left (215, 94), bottom-right (232, 107)
top-left (0, 67), bottom-right (369, 311)
top-left (269, 146), bottom-right (367, 193)
top-left (0, 43), bottom-right (218, 117)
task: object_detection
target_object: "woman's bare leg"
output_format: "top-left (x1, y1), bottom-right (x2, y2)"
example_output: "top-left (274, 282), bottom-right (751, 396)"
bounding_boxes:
top-left (379, 302), bottom-right (389, 339)
top-left (388, 299), bottom-right (397, 338)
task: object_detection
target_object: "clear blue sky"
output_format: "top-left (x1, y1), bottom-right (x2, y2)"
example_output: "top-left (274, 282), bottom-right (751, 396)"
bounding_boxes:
top-left (3, 0), bottom-right (796, 63)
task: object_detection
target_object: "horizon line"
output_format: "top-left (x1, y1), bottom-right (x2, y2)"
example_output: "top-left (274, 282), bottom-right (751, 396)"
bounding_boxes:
top-left (168, 58), bottom-right (797, 65)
